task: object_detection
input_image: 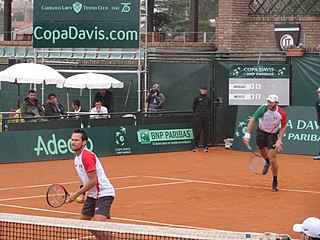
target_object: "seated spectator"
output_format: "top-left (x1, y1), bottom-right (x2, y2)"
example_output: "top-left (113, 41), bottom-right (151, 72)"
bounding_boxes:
top-left (72, 99), bottom-right (86, 116)
top-left (45, 93), bottom-right (65, 117)
top-left (146, 89), bottom-right (162, 112)
top-left (20, 90), bottom-right (44, 121)
top-left (93, 88), bottom-right (114, 113)
top-left (293, 217), bottom-right (320, 240)
top-left (152, 83), bottom-right (165, 110)
top-left (8, 107), bottom-right (24, 124)
top-left (90, 100), bottom-right (109, 119)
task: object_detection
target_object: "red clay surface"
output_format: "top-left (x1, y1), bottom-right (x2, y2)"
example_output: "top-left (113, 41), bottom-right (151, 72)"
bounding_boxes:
top-left (0, 147), bottom-right (319, 239)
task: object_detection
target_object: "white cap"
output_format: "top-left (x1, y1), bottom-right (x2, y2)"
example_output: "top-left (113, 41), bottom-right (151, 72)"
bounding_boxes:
top-left (293, 217), bottom-right (320, 238)
top-left (316, 87), bottom-right (320, 92)
top-left (266, 94), bottom-right (279, 103)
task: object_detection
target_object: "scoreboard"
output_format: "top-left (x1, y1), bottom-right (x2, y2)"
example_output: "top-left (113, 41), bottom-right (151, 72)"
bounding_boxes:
top-left (229, 64), bottom-right (290, 106)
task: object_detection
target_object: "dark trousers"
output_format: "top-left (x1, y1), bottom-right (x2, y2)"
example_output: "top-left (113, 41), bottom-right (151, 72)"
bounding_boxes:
top-left (194, 116), bottom-right (209, 148)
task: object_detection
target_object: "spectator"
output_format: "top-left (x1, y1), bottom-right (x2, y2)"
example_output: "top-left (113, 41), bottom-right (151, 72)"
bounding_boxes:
top-left (192, 84), bottom-right (211, 153)
top-left (72, 99), bottom-right (86, 116)
top-left (314, 87), bottom-right (320, 160)
top-left (146, 88), bottom-right (162, 112)
top-left (293, 217), bottom-right (320, 240)
top-left (151, 83), bottom-right (166, 110)
top-left (20, 89), bottom-right (44, 121)
top-left (90, 100), bottom-right (109, 119)
top-left (45, 93), bottom-right (65, 117)
top-left (93, 89), bottom-right (114, 113)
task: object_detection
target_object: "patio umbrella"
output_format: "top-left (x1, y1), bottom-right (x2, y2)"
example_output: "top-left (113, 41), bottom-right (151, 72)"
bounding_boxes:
top-left (57, 72), bottom-right (124, 89)
top-left (0, 63), bottom-right (65, 105)
top-left (0, 62), bottom-right (65, 85)
top-left (57, 72), bottom-right (124, 109)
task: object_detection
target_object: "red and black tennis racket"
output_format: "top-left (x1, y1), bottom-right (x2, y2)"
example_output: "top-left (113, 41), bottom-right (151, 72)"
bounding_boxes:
top-left (46, 184), bottom-right (69, 208)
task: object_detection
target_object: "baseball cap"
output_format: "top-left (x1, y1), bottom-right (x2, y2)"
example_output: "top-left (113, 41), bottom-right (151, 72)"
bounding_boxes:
top-left (266, 94), bottom-right (279, 103)
top-left (200, 84), bottom-right (207, 89)
top-left (316, 87), bottom-right (320, 92)
top-left (293, 217), bottom-right (320, 238)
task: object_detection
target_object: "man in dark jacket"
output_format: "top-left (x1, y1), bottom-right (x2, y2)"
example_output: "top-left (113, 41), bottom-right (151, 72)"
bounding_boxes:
top-left (20, 89), bottom-right (44, 121)
top-left (192, 84), bottom-right (211, 152)
top-left (44, 93), bottom-right (65, 117)
top-left (93, 89), bottom-right (114, 113)
top-left (314, 87), bottom-right (320, 160)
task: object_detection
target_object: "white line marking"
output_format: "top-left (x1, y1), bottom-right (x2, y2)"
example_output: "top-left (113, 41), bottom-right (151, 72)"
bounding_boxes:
top-left (0, 175), bottom-right (139, 191)
top-left (0, 203), bottom-right (214, 231)
top-left (142, 175), bottom-right (320, 194)
top-left (116, 181), bottom-right (190, 190)
top-left (0, 181), bottom-right (189, 202)
top-left (0, 203), bottom-right (79, 215)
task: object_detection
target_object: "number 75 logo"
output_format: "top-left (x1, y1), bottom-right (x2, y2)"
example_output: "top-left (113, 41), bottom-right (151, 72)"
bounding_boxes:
top-left (121, 3), bottom-right (131, 12)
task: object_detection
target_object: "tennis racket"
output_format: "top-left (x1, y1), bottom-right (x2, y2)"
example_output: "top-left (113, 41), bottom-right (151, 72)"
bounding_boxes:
top-left (46, 184), bottom-right (69, 208)
top-left (245, 143), bottom-right (268, 175)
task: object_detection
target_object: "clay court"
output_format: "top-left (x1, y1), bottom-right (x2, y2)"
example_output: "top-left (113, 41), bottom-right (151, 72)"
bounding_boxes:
top-left (0, 147), bottom-right (319, 239)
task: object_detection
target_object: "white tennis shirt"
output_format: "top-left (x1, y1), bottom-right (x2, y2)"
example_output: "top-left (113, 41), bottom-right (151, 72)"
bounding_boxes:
top-left (74, 149), bottom-right (115, 198)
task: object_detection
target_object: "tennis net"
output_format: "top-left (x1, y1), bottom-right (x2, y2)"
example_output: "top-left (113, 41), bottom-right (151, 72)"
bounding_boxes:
top-left (0, 213), bottom-right (288, 240)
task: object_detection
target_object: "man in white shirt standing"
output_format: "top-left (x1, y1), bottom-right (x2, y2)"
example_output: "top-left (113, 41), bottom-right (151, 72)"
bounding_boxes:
top-left (243, 94), bottom-right (287, 192)
top-left (90, 100), bottom-right (109, 119)
top-left (67, 128), bottom-right (115, 221)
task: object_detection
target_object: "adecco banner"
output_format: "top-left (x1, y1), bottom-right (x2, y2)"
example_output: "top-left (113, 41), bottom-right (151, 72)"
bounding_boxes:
top-left (33, 0), bottom-right (139, 48)
top-left (0, 123), bottom-right (194, 164)
top-left (232, 106), bottom-right (319, 156)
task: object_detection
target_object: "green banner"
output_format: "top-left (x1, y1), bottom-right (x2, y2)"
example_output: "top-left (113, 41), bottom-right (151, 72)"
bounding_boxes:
top-left (232, 106), bottom-right (319, 156)
top-left (34, 0), bottom-right (139, 22)
top-left (33, 0), bottom-right (140, 48)
top-left (33, 22), bottom-right (139, 48)
top-left (0, 123), bottom-right (194, 164)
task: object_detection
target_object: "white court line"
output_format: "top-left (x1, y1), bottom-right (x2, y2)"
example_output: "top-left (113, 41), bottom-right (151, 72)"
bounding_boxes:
top-left (0, 175), bottom-right (139, 191)
top-left (0, 203), bottom-right (214, 231)
top-left (0, 181), bottom-right (190, 202)
top-left (142, 175), bottom-right (320, 194)
top-left (0, 203), bottom-right (79, 215)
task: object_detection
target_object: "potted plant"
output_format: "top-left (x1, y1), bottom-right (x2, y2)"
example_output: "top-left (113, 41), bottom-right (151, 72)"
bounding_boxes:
top-left (285, 43), bottom-right (306, 57)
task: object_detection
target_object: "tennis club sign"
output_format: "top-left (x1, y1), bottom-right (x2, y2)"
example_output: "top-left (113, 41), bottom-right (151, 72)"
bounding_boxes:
top-left (33, 0), bottom-right (140, 48)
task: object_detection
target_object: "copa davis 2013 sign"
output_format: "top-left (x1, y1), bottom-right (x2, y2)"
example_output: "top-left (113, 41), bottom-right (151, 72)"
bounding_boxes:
top-left (33, 0), bottom-right (140, 48)
top-left (0, 123), bottom-right (194, 164)
top-left (232, 106), bottom-right (319, 155)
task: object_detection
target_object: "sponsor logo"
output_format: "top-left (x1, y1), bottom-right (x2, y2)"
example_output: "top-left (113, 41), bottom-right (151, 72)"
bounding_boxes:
top-left (137, 128), bottom-right (194, 146)
top-left (114, 127), bottom-right (131, 154)
top-left (34, 134), bottom-right (93, 156)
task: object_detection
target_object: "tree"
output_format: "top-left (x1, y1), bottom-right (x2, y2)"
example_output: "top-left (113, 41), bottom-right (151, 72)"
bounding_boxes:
top-left (154, 12), bottom-right (171, 32)
top-left (142, 0), bottom-right (218, 33)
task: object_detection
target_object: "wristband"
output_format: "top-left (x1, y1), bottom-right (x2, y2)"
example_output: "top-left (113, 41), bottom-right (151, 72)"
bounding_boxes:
top-left (244, 132), bottom-right (251, 139)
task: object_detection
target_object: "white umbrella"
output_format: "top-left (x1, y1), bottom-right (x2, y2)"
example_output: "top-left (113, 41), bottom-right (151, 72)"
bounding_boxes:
top-left (0, 62), bottom-right (65, 85)
top-left (57, 72), bottom-right (124, 89)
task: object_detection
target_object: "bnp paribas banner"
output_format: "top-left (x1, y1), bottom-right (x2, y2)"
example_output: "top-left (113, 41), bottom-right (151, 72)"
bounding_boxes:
top-left (232, 106), bottom-right (319, 156)
top-left (0, 123), bottom-right (194, 164)
top-left (33, 0), bottom-right (140, 48)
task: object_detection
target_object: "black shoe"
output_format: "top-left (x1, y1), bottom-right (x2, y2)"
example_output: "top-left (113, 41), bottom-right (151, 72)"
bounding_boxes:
top-left (204, 147), bottom-right (209, 152)
top-left (192, 146), bottom-right (198, 152)
top-left (262, 162), bottom-right (270, 175)
top-left (272, 181), bottom-right (278, 191)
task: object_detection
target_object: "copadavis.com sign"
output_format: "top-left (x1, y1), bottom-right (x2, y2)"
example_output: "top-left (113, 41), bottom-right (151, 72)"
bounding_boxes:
top-left (33, 0), bottom-right (140, 48)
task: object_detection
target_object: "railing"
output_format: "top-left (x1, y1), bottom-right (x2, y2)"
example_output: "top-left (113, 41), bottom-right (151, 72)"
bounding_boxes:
top-left (1, 110), bottom-right (194, 132)
top-left (142, 32), bottom-right (215, 43)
